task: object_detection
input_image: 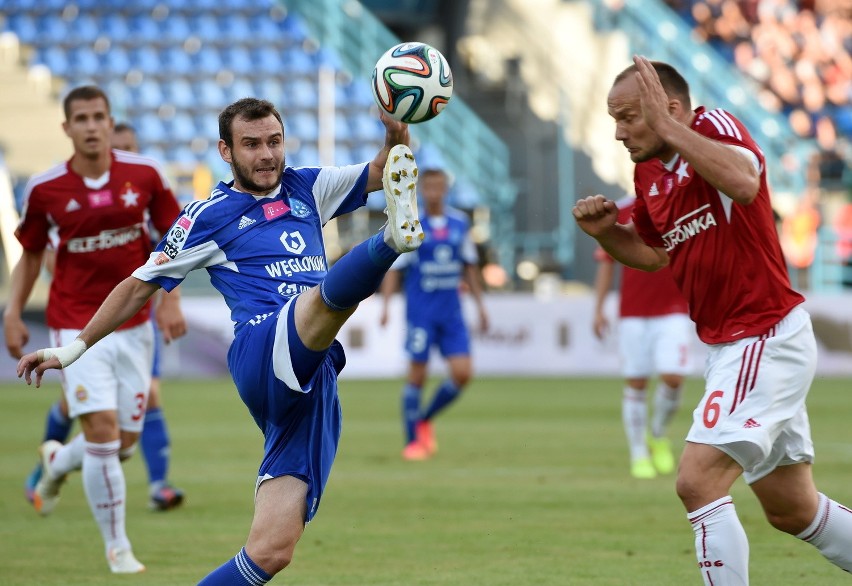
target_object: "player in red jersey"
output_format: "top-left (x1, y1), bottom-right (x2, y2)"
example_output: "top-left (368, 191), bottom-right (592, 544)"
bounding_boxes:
top-left (574, 57), bottom-right (852, 585)
top-left (2, 86), bottom-right (184, 573)
top-left (593, 196), bottom-right (692, 480)
top-left (18, 121), bottom-right (186, 512)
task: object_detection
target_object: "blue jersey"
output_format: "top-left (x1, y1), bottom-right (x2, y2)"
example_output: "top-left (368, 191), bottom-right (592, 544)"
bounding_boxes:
top-left (133, 163), bottom-right (369, 326)
top-left (393, 208), bottom-right (478, 320)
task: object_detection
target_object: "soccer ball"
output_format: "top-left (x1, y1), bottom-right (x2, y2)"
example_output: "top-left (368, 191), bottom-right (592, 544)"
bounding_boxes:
top-left (371, 42), bottom-right (453, 124)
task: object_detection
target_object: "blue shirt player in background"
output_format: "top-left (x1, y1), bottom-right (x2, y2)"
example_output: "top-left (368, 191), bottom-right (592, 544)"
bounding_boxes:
top-left (379, 168), bottom-right (489, 461)
top-left (17, 97), bottom-right (425, 585)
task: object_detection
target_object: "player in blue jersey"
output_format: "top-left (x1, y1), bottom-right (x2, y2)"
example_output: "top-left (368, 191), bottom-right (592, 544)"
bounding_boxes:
top-left (18, 122), bottom-right (186, 511)
top-left (17, 97), bottom-right (424, 584)
top-left (379, 168), bottom-right (489, 460)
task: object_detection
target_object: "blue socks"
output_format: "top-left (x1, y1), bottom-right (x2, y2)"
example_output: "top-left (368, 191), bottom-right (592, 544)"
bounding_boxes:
top-left (198, 548), bottom-right (271, 585)
top-left (44, 400), bottom-right (72, 443)
top-left (423, 380), bottom-right (461, 421)
top-left (141, 407), bottom-right (170, 490)
top-left (320, 231), bottom-right (399, 311)
top-left (402, 384), bottom-right (421, 443)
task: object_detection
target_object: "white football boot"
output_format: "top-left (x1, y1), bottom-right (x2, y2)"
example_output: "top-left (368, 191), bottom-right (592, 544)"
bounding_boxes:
top-left (382, 144), bottom-right (424, 253)
top-left (107, 548), bottom-right (146, 574)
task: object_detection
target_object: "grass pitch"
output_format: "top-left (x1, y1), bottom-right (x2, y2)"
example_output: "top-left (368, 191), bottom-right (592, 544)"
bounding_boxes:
top-left (1, 376), bottom-right (851, 585)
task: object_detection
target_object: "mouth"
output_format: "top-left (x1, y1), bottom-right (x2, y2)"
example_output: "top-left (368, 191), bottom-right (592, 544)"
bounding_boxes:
top-left (256, 166), bottom-right (277, 177)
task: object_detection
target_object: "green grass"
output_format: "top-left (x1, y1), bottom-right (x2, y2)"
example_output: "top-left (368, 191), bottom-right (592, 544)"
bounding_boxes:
top-left (2, 376), bottom-right (851, 585)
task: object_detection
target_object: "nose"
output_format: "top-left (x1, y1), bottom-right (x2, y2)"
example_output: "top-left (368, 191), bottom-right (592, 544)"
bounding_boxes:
top-left (614, 123), bottom-right (628, 142)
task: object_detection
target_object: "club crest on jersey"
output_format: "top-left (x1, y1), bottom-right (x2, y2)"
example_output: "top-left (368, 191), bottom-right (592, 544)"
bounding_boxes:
top-left (75, 385), bottom-right (87, 402)
top-left (279, 230), bottom-right (306, 254)
top-left (87, 189), bottom-right (113, 208)
top-left (675, 160), bottom-right (692, 186)
top-left (263, 200), bottom-right (290, 220)
top-left (119, 183), bottom-right (140, 207)
top-left (289, 198), bottom-right (312, 218)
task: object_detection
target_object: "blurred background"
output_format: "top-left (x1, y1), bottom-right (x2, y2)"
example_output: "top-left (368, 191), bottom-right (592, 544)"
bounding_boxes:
top-left (0, 0), bottom-right (850, 378)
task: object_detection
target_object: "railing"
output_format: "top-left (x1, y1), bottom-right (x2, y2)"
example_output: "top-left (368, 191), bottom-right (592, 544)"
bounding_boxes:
top-left (280, 0), bottom-right (518, 274)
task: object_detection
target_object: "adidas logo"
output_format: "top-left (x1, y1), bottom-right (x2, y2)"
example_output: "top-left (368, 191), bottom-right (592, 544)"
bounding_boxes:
top-left (648, 183), bottom-right (659, 197)
top-left (238, 215), bottom-right (256, 230)
top-left (65, 199), bottom-right (81, 212)
top-left (743, 418), bottom-right (761, 428)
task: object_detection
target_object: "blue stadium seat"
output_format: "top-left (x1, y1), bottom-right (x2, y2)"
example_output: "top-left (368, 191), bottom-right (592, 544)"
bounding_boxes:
top-left (227, 78), bottom-right (255, 104)
top-left (6, 15), bottom-right (38, 45)
top-left (334, 112), bottom-right (352, 142)
top-left (189, 14), bottom-right (220, 42)
top-left (101, 14), bottom-right (130, 42)
top-left (162, 47), bottom-right (194, 76)
top-left (165, 79), bottom-right (196, 109)
top-left (194, 47), bottom-right (224, 76)
top-left (286, 111), bottom-right (319, 142)
top-left (106, 80), bottom-right (134, 114)
top-left (279, 15), bottom-right (309, 44)
top-left (348, 81), bottom-right (376, 108)
top-left (334, 145), bottom-right (355, 166)
top-left (285, 78), bottom-right (316, 109)
top-left (168, 146), bottom-right (200, 165)
top-left (170, 112), bottom-right (198, 144)
top-left (135, 79), bottom-right (166, 110)
top-left (195, 79), bottom-right (228, 110)
top-left (162, 14), bottom-right (191, 43)
top-left (282, 48), bottom-right (316, 75)
top-left (131, 46), bottom-right (162, 75)
top-left (349, 114), bottom-right (383, 141)
top-left (225, 46), bottom-right (253, 73)
top-left (252, 46), bottom-right (284, 75)
top-left (136, 113), bottom-right (168, 144)
top-left (103, 46), bottom-right (131, 76)
top-left (218, 14), bottom-right (251, 44)
top-left (69, 14), bottom-right (99, 44)
top-left (248, 14), bottom-right (284, 43)
top-left (196, 113), bottom-right (220, 143)
top-left (129, 15), bottom-right (160, 41)
top-left (70, 46), bottom-right (101, 77)
top-left (255, 79), bottom-right (285, 108)
top-left (290, 143), bottom-right (319, 168)
top-left (39, 46), bottom-right (70, 77)
top-left (38, 15), bottom-right (67, 42)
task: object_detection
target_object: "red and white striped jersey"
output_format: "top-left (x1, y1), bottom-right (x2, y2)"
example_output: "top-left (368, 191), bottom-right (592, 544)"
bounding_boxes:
top-left (16, 150), bottom-right (181, 330)
top-left (630, 106), bottom-right (803, 344)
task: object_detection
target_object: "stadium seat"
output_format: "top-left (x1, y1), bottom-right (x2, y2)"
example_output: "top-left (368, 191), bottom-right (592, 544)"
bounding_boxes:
top-left (162, 14), bottom-right (191, 43)
top-left (165, 79), bottom-right (196, 110)
top-left (286, 111), bottom-right (319, 142)
top-left (170, 113), bottom-right (198, 144)
top-left (70, 46), bottom-right (101, 78)
top-left (194, 79), bottom-right (228, 110)
top-left (248, 14), bottom-right (284, 42)
top-left (196, 114), bottom-right (220, 143)
top-left (131, 46), bottom-right (162, 75)
top-left (101, 14), bottom-right (130, 43)
top-left (225, 46), bottom-right (253, 74)
top-left (135, 79), bottom-right (166, 110)
top-left (218, 15), bottom-right (251, 44)
top-left (136, 113), bottom-right (168, 145)
top-left (38, 15), bottom-right (67, 43)
top-left (6, 15), bottom-right (38, 45)
top-left (285, 78), bottom-right (316, 109)
top-left (129, 15), bottom-right (160, 42)
top-left (162, 47), bottom-right (194, 76)
top-left (227, 78), bottom-right (255, 104)
top-left (38, 46), bottom-right (70, 77)
top-left (255, 79), bottom-right (285, 108)
top-left (194, 47), bottom-right (224, 76)
top-left (189, 14), bottom-right (220, 43)
top-left (252, 46), bottom-right (285, 75)
top-left (102, 46), bottom-right (131, 76)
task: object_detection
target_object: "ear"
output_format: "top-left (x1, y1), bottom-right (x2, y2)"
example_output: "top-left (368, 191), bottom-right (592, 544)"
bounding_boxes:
top-left (218, 139), bottom-right (231, 164)
top-left (61, 120), bottom-right (70, 138)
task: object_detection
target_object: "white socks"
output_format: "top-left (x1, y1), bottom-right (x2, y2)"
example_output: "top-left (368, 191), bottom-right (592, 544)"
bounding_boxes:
top-left (50, 433), bottom-right (85, 475)
top-left (651, 382), bottom-right (682, 438)
top-left (688, 496), bottom-right (749, 585)
top-left (83, 440), bottom-right (131, 553)
top-left (622, 388), bottom-right (649, 461)
top-left (797, 492), bottom-right (852, 572)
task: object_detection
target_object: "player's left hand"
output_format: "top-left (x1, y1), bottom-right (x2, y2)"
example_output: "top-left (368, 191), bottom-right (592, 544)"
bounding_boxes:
top-left (17, 350), bottom-right (62, 388)
top-left (633, 55), bottom-right (671, 132)
top-left (155, 301), bottom-right (187, 344)
top-left (478, 306), bottom-right (490, 334)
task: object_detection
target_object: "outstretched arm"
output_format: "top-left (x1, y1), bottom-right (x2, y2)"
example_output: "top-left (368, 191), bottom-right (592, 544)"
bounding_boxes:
top-left (17, 276), bottom-right (161, 387)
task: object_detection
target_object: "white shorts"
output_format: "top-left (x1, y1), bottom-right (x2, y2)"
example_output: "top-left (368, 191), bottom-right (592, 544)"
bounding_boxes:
top-left (685, 306), bottom-right (816, 484)
top-left (53, 322), bottom-right (154, 433)
top-left (618, 313), bottom-right (694, 378)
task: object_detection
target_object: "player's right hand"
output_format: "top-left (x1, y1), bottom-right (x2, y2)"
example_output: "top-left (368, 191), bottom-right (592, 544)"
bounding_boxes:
top-left (3, 314), bottom-right (29, 359)
top-left (17, 350), bottom-right (60, 388)
top-left (572, 195), bottom-right (619, 238)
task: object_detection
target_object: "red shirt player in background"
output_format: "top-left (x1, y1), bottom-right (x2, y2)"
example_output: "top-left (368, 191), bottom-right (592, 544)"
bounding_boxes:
top-left (2, 86), bottom-right (184, 574)
top-left (574, 57), bottom-right (852, 585)
top-left (593, 195), bottom-right (693, 480)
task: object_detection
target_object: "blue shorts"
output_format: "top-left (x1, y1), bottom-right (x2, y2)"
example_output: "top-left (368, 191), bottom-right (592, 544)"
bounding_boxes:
top-left (405, 306), bottom-right (470, 363)
top-left (227, 297), bottom-right (345, 522)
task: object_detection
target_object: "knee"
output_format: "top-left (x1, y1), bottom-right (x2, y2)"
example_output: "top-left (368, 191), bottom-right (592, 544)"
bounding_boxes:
top-left (660, 374), bottom-right (684, 389)
top-left (764, 508), bottom-right (812, 535)
top-left (452, 372), bottom-right (471, 388)
top-left (250, 544), bottom-right (295, 576)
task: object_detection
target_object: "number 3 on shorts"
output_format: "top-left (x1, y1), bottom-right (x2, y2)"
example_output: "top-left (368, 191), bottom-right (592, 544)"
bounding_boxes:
top-left (702, 390), bottom-right (724, 428)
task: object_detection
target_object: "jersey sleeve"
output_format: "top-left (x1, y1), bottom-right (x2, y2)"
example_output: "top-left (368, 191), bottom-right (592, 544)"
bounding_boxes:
top-left (631, 189), bottom-right (666, 249)
top-left (308, 164), bottom-right (369, 224)
top-left (15, 182), bottom-right (50, 251)
top-left (131, 210), bottom-right (224, 291)
top-left (460, 233), bottom-right (478, 265)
